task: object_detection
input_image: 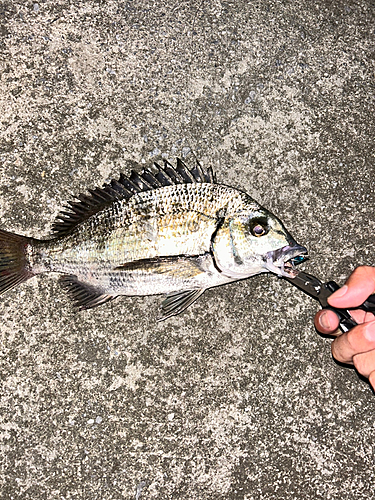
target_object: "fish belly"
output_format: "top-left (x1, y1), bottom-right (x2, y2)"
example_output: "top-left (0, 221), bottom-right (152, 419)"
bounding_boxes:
top-left (55, 253), bottom-right (234, 296)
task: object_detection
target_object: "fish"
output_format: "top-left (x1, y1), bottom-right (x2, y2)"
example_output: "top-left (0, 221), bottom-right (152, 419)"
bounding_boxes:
top-left (0, 159), bottom-right (307, 320)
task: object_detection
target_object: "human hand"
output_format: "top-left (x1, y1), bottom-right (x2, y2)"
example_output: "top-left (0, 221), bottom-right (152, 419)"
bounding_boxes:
top-left (314, 266), bottom-right (375, 390)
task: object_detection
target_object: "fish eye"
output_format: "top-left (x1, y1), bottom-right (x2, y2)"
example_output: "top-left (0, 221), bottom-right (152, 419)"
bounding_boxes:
top-left (250, 222), bottom-right (268, 237)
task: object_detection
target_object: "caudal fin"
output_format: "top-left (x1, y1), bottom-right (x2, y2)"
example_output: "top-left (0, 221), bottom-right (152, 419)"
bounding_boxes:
top-left (0, 229), bottom-right (35, 295)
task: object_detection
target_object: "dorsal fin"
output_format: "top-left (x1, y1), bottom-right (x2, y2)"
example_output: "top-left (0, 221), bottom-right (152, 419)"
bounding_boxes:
top-left (51, 159), bottom-right (216, 236)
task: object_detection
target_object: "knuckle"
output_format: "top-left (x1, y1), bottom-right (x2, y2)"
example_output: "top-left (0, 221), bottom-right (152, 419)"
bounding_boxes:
top-left (353, 265), bottom-right (371, 276)
top-left (369, 371), bottom-right (375, 390)
top-left (331, 339), bottom-right (345, 363)
top-left (351, 266), bottom-right (375, 283)
top-left (353, 354), bottom-right (368, 377)
top-left (350, 267), bottom-right (363, 280)
top-left (331, 332), bottom-right (355, 364)
top-left (331, 341), bottom-right (338, 359)
top-left (345, 329), bottom-right (357, 351)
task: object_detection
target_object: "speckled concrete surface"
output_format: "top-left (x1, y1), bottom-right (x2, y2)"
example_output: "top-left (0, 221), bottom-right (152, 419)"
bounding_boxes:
top-left (1, 1), bottom-right (375, 499)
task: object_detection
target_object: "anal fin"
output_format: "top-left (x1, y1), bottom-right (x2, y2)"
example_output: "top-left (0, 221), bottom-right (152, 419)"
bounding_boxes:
top-left (159, 289), bottom-right (205, 321)
top-left (59, 275), bottom-right (115, 310)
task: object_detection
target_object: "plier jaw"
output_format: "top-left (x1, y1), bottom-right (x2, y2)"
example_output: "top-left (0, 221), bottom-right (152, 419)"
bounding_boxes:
top-left (283, 271), bottom-right (333, 308)
top-left (283, 270), bottom-right (359, 333)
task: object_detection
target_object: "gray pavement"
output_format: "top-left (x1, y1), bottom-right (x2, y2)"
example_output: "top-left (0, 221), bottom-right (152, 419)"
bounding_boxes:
top-left (1, 1), bottom-right (375, 499)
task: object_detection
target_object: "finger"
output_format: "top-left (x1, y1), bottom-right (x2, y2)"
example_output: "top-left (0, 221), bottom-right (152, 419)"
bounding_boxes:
top-left (315, 309), bottom-right (374, 335)
top-left (331, 320), bottom-right (375, 364)
top-left (349, 309), bottom-right (374, 324)
top-left (328, 266), bottom-right (375, 308)
top-left (314, 310), bottom-right (340, 335)
top-left (353, 350), bottom-right (375, 378)
top-left (369, 371), bottom-right (375, 391)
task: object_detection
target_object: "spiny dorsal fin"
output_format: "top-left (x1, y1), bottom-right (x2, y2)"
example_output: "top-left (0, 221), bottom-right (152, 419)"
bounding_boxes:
top-left (51, 159), bottom-right (216, 236)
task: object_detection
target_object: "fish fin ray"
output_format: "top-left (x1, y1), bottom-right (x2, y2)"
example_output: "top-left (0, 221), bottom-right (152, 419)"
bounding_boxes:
top-left (51, 159), bottom-right (216, 236)
top-left (206, 165), bottom-right (216, 183)
top-left (59, 275), bottom-right (115, 310)
top-left (155, 168), bottom-right (174, 186)
top-left (0, 229), bottom-right (35, 296)
top-left (140, 168), bottom-right (164, 188)
top-left (162, 161), bottom-right (185, 184)
top-left (115, 254), bottom-right (207, 279)
top-left (191, 163), bottom-right (206, 183)
top-left (129, 170), bottom-right (154, 191)
top-left (115, 256), bottom-right (167, 272)
top-left (158, 289), bottom-right (205, 321)
top-left (176, 158), bottom-right (196, 183)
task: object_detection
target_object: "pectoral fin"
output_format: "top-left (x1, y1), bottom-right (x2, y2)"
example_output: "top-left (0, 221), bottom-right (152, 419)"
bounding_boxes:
top-left (158, 289), bottom-right (205, 321)
top-left (115, 255), bottom-right (206, 279)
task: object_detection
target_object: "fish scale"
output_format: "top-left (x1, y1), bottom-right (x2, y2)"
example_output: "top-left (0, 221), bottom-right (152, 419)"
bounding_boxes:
top-left (41, 183), bottom-right (244, 270)
top-left (0, 160), bottom-right (307, 319)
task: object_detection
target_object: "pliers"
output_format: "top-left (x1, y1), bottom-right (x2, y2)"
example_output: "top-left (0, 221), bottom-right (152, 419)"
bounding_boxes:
top-left (283, 270), bottom-right (375, 333)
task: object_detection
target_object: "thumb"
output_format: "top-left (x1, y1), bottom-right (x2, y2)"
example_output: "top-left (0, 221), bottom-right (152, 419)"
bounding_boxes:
top-left (328, 266), bottom-right (375, 309)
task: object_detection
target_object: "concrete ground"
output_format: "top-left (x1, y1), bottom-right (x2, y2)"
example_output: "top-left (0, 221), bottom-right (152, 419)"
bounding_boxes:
top-left (1, 1), bottom-right (375, 498)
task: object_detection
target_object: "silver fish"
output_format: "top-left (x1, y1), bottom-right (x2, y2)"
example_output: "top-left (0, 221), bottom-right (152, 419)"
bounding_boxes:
top-left (0, 159), bottom-right (307, 319)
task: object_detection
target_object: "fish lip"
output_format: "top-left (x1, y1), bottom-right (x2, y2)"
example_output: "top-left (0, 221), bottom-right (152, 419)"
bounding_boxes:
top-left (264, 244), bottom-right (308, 277)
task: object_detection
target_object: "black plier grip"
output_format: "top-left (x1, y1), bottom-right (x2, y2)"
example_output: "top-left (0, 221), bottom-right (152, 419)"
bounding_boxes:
top-left (284, 271), bottom-right (375, 333)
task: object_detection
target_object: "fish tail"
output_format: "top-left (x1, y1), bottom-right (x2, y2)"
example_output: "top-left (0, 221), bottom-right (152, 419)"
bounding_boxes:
top-left (0, 229), bottom-right (36, 296)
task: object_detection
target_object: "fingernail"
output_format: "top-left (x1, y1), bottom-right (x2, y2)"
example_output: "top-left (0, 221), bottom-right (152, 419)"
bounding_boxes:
top-left (330, 285), bottom-right (348, 300)
top-left (319, 311), bottom-right (331, 330)
top-left (364, 321), bottom-right (375, 342)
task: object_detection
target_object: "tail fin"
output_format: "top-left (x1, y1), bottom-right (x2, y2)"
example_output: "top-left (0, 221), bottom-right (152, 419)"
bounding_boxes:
top-left (0, 229), bottom-right (35, 296)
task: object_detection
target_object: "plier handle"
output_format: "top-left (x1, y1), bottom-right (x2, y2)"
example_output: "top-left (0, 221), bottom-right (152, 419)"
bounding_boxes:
top-left (284, 270), bottom-right (375, 333)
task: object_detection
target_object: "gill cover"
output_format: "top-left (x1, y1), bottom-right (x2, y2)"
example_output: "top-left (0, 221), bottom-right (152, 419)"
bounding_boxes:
top-left (211, 211), bottom-right (299, 279)
top-left (211, 214), bottom-right (266, 278)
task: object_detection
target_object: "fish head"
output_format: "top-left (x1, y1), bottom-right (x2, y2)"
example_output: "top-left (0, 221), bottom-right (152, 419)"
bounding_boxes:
top-left (211, 207), bottom-right (307, 279)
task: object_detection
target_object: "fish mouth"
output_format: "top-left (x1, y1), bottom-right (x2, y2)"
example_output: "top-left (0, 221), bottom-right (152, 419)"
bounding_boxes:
top-left (264, 243), bottom-right (308, 278)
